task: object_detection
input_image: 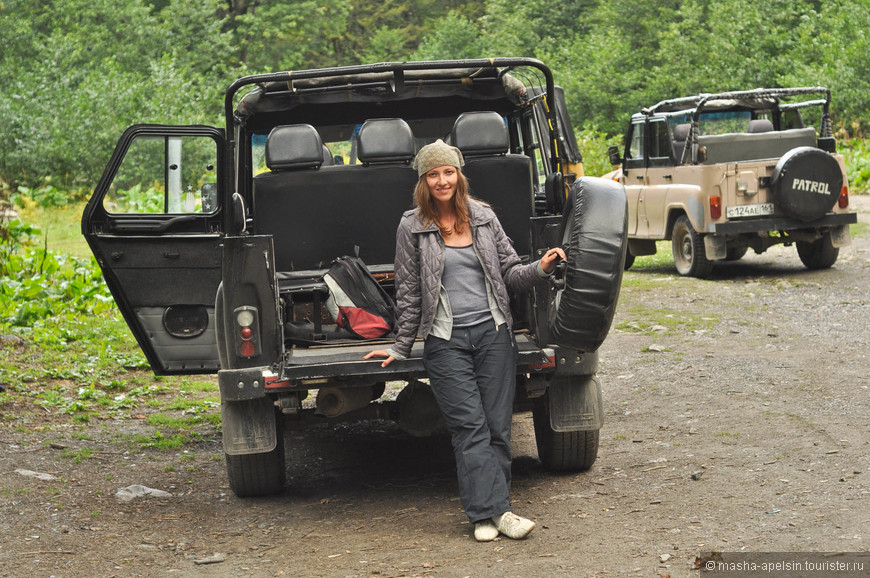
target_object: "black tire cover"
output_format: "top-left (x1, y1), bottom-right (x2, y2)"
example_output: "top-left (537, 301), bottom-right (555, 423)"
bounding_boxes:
top-left (771, 146), bottom-right (842, 222)
top-left (548, 177), bottom-right (628, 352)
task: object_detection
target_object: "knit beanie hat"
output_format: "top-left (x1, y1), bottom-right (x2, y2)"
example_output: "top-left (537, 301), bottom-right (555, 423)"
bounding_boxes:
top-left (412, 139), bottom-right (464, 177)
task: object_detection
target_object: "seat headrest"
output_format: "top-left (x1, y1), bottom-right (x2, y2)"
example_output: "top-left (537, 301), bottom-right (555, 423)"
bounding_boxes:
top-left (748, 119), bottom-right (774, 133)
top-left (452, 111), bottom-right (509, 157)
top-left (266, 124), bottom-right (324, 171)
top-left (321, 144), bottom-right (334, 166)
top-left (672, 123), bottom-right (691, 142)
top-left (357, 118), bottom-right (415, 164)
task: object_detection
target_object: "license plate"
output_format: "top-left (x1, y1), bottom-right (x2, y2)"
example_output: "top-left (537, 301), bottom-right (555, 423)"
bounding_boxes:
top-left (726, 203), bottom-right (774, 218)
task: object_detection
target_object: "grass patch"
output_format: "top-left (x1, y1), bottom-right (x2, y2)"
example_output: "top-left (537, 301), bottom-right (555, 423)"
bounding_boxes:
top-left (135, 432), bottom-right (188, 451)
top-left (146, 414), bottom-right (204, 429)
top-left (616, 306), bottom-right (718, 334)
top-left (16, 200), bottom-right (91, 259)
top-left (61, 447), bottom-right (94, 463)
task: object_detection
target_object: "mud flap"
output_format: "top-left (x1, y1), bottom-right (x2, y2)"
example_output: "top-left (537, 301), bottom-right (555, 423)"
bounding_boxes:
top-left (831, 224), bottom-right (851, 248)
top-left (549, 177), bottom-right (628, 352)
top-left (548, 375), bottom-right (603, 432)
top-left (704, 234), bottom-right (727, 260)
top-left (221, 397), bottom-right (277, 455)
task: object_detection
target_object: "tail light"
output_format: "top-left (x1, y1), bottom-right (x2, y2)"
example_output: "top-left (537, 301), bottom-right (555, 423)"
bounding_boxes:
top-left (233, 306), bottom-right (261, 358)
top-left (839, 185), bottom-right (849, 209)
top-left (709, 195), bottom-right (722, 219)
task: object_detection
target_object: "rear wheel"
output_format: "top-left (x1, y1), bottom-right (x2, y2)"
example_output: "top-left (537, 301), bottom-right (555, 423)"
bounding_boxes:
top-left (532, 391), bottom-right (599, 471)
top-left (797, 231), bottom-right (839, 270)
top-left (623, 250), bottom-right (635, 270)
top-left (225, 413), bottom-right (286, 497)
top-left (725, 245), bottom-right (748, 261)
top-left (672, 215), bottom-right (713, 278)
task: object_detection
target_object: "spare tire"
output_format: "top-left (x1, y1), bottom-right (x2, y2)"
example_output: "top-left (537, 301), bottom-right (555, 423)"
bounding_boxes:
top-left (771, 147), bottom-right (842, 222)
top-left (548, 177), bottom-right (628, 352)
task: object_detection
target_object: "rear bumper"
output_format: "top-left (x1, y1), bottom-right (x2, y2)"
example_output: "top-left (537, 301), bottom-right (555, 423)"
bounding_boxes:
top-left (714, 211), bottom-right (856, 235)
top-left (219, 334), bottom-right (560, 398)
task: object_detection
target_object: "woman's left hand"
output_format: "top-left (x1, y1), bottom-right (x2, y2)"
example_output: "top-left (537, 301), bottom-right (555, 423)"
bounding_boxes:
top-left (540, 247), bottom-right (567, 274)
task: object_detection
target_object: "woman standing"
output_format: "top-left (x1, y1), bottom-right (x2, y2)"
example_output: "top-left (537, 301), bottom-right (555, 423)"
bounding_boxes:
top-left (365, 139), bottom-right (565, 542)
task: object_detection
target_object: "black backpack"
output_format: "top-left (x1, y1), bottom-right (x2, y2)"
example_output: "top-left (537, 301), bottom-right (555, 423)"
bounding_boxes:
top-left (323, 256), bottom-right (396, 339)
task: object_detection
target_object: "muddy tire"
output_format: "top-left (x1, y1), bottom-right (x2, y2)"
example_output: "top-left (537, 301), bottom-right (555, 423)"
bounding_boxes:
top-left (797, 231), bottom-right (839, 270)
top-left (672, 215), bottom-right (713, 278)
top-left (548, 177), bottom-right (627, 352)
top-left (771, 147), bottom-right (842, 222)
top-left (225, 416), bottom-right (286, 497)
top-left (533, 391), bottom-right (599, 471)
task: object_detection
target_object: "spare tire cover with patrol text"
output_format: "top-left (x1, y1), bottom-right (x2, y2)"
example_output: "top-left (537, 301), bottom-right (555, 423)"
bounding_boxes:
top-left (549, 177), bottom-right (628, 352)
top-left (771, 146), bottom-right (842, 222)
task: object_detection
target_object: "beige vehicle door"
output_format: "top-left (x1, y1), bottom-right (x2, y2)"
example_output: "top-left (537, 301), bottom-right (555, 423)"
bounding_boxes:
top-left (624, 118), bottom-right (674, 239)
top-left (622, 120), bottom-right (646, 237)
top-left (641, 119), bottom-right (677, 238)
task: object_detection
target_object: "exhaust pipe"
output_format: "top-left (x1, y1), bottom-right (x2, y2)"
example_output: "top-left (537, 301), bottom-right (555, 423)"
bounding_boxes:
top-left (315, 386), bottom-right (376, 417)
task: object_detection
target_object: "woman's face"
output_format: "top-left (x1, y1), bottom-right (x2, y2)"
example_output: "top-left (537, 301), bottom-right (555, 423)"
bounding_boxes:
top-left (425, 165), bottom-right (458, 206)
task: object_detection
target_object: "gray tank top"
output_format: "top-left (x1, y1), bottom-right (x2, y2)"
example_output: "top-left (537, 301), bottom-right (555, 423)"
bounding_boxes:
top-left (442, 244), bottom-right (492, 328)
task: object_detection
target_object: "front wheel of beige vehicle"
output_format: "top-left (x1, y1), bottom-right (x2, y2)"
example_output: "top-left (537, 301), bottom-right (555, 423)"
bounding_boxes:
top-left (672, 215), bottom-right (713, 278)
top-left (796, 231), bottom-right (839, 270)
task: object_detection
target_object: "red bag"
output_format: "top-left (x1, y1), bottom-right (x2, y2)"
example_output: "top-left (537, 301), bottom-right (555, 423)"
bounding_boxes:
top-left (323, 256), bottom-right (396, 339)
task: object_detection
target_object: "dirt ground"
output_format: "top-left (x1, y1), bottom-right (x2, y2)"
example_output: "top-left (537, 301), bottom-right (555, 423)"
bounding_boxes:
top-left (2, 198), bottom-right (868, 578)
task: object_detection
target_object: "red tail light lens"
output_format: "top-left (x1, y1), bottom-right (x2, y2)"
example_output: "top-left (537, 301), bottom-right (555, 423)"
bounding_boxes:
top-left (233, 306), bottom-right (261, 358)
top-left (839, 185), bottom-right (849, 209)
top-left (710, 196), bottom-right (722, 219)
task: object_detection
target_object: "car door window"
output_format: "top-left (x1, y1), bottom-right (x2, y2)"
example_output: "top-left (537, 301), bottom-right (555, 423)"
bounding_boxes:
top-left (649, 119), bottom-right (674, 167)
top-left (102, 135), bottom-right (219, 215)
top-left (625, 121), bottom-right (645, 170)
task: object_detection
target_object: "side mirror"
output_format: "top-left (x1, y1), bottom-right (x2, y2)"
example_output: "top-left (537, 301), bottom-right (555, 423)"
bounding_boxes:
top-left (608, 145), bottom-right (622, 166)
top-left (697, 146), bottom-right (707, 164)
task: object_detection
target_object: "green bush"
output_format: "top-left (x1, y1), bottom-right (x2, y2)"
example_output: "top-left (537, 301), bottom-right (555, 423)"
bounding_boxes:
top-left (576, 128), bottom-right (624, 178)
top-left (0, 215), bottom-right (113, 328)
top-left (841, 139), bottom-right (870, 195)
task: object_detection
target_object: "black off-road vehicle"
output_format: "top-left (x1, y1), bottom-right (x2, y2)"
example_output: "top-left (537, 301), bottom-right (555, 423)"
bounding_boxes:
top-left (82, 58), bottom-right (628, 497)
top-left (607, 87), bottom-right (857, 278)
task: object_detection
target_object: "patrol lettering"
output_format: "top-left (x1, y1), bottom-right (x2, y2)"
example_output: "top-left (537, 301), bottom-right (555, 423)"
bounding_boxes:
top-left (791, 178), bottom-right (830, 195)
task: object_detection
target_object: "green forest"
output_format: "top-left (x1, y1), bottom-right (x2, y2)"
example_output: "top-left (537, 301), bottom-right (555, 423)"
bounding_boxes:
top-left (2, 0), bottom-right (870, 193)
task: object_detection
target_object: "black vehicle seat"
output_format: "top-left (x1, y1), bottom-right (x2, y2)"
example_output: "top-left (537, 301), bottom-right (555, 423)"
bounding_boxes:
top-left (253, 124), bottom-right (329, 269)
top-left (672, 123), bottom-right (691, 162)
top-left (452, 111), bottom-right (533, 255)
top-left (255, 119), bottom-right (416, 272)
top-left (357, 118), bottom-right (416, 166)
top-left (264, 123), bottom-right (325, 172)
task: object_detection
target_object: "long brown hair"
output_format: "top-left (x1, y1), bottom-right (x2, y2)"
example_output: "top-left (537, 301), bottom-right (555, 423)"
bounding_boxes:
top-left (413, 169), bottom-right (471, 234)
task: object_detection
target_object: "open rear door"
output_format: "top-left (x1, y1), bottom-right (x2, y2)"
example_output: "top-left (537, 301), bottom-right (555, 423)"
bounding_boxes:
top-left (82, 125), bottom-right (228, 375)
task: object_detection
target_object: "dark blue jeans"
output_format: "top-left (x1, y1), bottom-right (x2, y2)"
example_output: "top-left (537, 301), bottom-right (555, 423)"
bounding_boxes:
top-left (423, 321), bottom-right (517, 523)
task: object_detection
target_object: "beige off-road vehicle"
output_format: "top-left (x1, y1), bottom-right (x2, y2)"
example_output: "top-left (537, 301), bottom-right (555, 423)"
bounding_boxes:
top-left (607, 87), bottom-right (857, 278)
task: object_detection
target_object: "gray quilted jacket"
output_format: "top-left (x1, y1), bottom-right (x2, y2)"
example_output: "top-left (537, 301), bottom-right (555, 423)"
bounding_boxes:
top-left (388, 200), bottom-right (545, 359)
